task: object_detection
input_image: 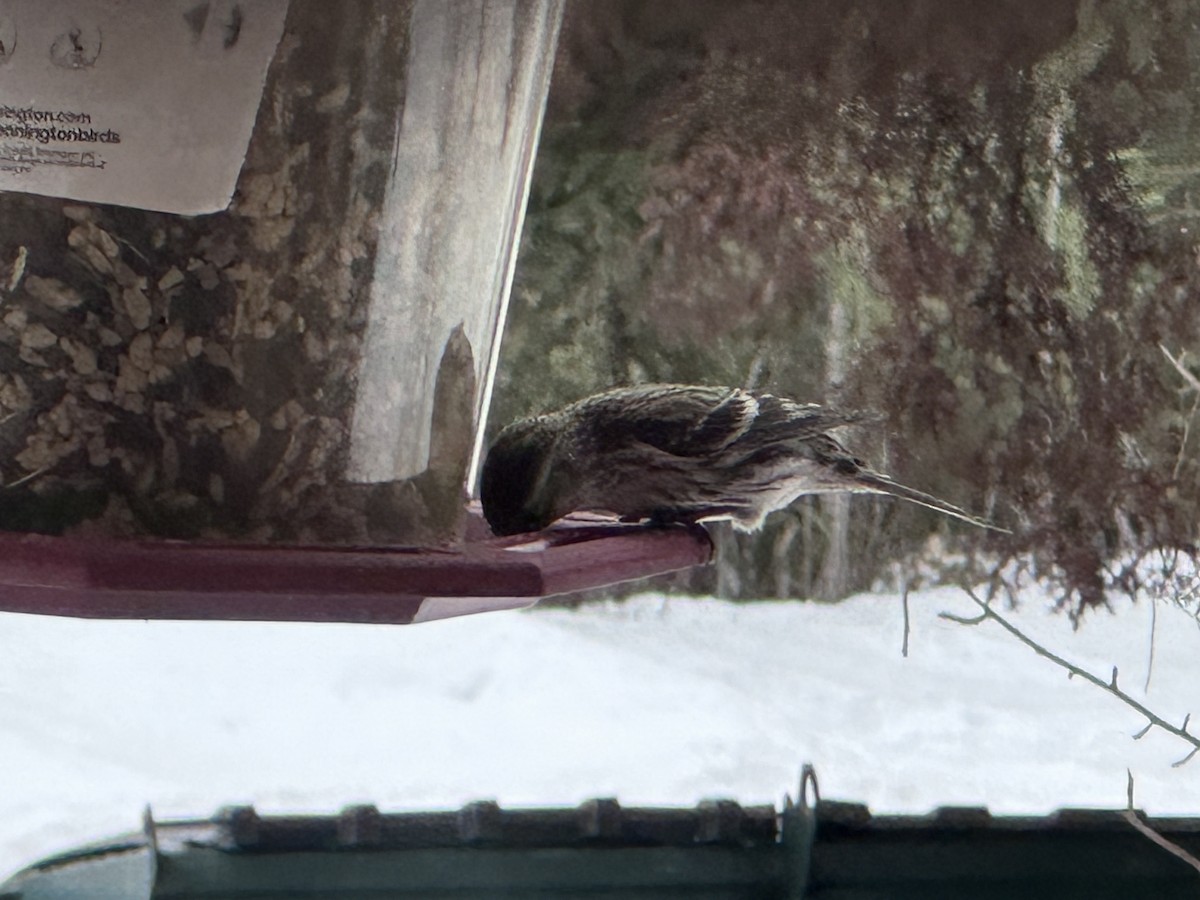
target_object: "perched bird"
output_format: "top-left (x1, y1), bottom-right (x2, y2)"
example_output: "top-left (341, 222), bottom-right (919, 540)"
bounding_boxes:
top-left (480, 384), bottom-right (1005, 537)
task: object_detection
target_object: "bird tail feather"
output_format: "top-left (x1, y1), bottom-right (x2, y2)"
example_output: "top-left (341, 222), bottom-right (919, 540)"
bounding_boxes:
top-left (853, 471), bottom-right (1009, 533)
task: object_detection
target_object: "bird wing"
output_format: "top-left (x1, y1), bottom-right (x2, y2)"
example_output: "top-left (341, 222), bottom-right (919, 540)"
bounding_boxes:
top-left (572, 384), bottom-right (865, 458)
top-left (729, 392), bottom-right (871, 447)
top-left (568, 384), bottom-right (742, 456)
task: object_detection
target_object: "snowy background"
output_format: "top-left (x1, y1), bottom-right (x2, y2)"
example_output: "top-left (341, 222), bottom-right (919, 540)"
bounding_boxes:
top-left (1, 584), bottom-right (1198, 879)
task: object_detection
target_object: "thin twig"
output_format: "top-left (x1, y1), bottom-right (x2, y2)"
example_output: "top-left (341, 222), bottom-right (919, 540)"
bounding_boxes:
top-left (1124, 770), bottom-right (1200, 876)
top-left (1179, 575), bottom-right (1200, 607)
top-left (1161, 344), bottom-right (1200, 394)
top-left (1162, 345), bottom-right (1200, 481)
top-left (1145, 595), bottom-right (1158, 693)
top-left (3, 464), bottom-right (50, 489)
top-left (944, 586), bottom-right (1200, 767)
top-left (901, 583), bottom-right (911, 658)
top-left (1173, 392), bottom-right (1199, 481)
top-left (1122, 811), bottom-right (1200, 873)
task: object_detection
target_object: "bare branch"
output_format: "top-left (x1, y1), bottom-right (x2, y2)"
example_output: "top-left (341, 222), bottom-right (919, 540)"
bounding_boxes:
top-left (3, 464), bottom-right (51, 490)
top-left (1122, 811), bottom-right (1200, 873)
top-left (1125, 770), bottom-right (1200, 875)
top-left (1172, 391), bottom-right (1199, 481)
top-left (937, 611), bottom-right (987, 627)
top-left (1174, 747), bottom-right (1199, 769)
top-left (1161, 344), bottom-right (1200, 394)
top-left (951, 586), bottom-right (1200, 765)
top-left (901, 584), bottom-right (911, 658)
top-left (1144, 597), bottom-right (1158, 693)
top-left (1162, 345), bottom-right (1200, 480)
top-left (1180, 576), bottom-right (1200, 607)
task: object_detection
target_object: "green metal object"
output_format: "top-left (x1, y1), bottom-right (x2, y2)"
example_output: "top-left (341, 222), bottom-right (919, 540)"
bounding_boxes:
top-left (5, 787), bottom-right (1200, 899)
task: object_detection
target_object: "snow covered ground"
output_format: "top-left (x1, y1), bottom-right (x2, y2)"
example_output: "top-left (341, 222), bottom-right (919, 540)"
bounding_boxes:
top-left (1, 583), bottom-right (1198, 878)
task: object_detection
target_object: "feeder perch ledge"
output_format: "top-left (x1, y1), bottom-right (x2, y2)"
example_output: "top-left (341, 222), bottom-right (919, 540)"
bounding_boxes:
top-left (0, 519), bottom-right (714, 625)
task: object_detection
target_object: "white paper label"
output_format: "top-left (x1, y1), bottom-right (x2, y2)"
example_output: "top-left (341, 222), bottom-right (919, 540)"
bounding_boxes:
top-left (0, 0), bottom-right (289, 214)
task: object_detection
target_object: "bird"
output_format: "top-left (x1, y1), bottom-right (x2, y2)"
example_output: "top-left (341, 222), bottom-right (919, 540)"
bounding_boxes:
top-left (480, 383), bottom-right (1006, 537)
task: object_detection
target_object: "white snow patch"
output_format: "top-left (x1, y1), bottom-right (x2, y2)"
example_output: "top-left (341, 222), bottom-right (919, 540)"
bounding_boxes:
top-left (0, 585), bottom-right (1197, 878)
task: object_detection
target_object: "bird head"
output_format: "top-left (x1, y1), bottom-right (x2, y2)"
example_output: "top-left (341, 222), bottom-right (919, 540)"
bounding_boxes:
top-left (480, 416), bottom-right (561, 536)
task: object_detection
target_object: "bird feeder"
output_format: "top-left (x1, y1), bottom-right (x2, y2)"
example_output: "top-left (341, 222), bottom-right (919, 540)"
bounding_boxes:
top-left (0, 1), bottom-right (712, 623)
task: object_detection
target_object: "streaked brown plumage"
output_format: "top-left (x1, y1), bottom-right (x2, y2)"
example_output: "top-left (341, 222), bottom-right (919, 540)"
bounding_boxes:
top-left (480, 384), bottom-right (1005, 537)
